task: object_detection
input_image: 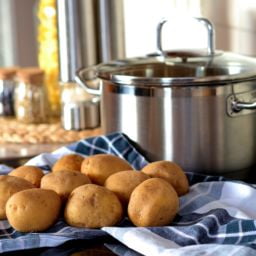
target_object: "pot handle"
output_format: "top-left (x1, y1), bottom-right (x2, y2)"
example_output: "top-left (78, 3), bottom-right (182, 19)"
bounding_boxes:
top-left (232, 100), bottom-right (256, 112)
top-left (75, 66), bottom-right (101, 96)
top-left (157, 17), bottom-right (215, 56)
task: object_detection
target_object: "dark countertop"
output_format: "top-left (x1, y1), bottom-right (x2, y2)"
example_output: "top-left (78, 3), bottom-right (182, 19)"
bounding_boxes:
top-left (1, 238), bottom-right (119, 256)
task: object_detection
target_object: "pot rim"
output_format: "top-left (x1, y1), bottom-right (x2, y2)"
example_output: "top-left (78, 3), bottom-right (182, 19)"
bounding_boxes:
top-left (95, 51), bottom-right (256, 87)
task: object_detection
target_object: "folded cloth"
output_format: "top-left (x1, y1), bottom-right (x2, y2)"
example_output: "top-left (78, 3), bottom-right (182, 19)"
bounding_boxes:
top-left (0, 132), bottom-right (148, 253)
top-left (1, 132), bottom-right (256, 256)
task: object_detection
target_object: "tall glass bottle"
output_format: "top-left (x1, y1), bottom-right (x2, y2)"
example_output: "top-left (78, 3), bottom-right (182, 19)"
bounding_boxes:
top-left (37, 0), bottom-right (60, 117)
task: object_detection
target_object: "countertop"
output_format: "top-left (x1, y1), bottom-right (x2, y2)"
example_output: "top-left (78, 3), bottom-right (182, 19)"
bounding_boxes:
top-left (0, 117), bottom-right (102, 165)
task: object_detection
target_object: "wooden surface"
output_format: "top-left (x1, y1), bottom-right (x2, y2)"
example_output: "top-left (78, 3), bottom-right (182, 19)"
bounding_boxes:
top-left (0, 118), bottom-right (102, 161)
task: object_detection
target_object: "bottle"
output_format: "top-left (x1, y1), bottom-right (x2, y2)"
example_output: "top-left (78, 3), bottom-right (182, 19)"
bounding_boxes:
top-left (37, 0), bottom-right (60, 117)
top-left (15, 68), bottom-right (48, 124)
top-left (0, 67), bottom-right (18, 116)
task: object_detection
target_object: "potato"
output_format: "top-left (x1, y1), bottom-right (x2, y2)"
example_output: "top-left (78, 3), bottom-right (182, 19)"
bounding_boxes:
top-left (6, 188), bottom-right (61, 232)
top-left (52, 154), bottom-right (84, 172)
top-left (65, 184), bottom-right (123, 228)
top-left (40, 170), bottom-right (91, 201)
top-left (128, 178), bottom-right (179, 227)
top-left (9, 165), bottom-right (44, 187)
top-left (104, 170), bottom-right (149, 206)
top-left (81, 154), bottom-right (133, 185)
top-left (141, 161), bottom-right (189, 196)
top-left (0, 175), bottom-right (35, 219)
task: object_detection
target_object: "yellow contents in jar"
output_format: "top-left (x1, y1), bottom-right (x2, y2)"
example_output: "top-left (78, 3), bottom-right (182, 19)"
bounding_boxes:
top-left (37, 0), bottom-right (60, 116)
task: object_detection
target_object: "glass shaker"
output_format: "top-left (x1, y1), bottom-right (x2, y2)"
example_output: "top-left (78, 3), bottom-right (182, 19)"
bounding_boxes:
top-left (0, 67), bottom-right (18, 116)
top-left (15, 68), bottom-right (48, 124)
top-left (61, 82), bottom-right (100, 130)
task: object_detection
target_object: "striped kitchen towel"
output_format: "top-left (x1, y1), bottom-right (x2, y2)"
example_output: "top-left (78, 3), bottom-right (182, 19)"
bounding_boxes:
top-left (0, 132), bottom-right (256, 256)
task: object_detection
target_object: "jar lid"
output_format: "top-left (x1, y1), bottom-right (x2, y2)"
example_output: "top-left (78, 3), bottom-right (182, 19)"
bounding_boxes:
top-left (0, 67), bottom-right (19, 80)
top-left (17, 67), bottom-right (44, 85)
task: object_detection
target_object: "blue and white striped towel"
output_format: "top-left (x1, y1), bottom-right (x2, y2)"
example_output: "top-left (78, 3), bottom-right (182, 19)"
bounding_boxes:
top-left (0, 132), bottom-right (256, 256)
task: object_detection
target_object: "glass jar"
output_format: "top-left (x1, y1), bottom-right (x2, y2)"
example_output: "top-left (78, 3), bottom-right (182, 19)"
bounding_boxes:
top-left (0, 68), bottom-right (18, 116)
top-left (15, 68), bottom-right (48, 124)
top-left (60, 82), bottom-right (100, 130)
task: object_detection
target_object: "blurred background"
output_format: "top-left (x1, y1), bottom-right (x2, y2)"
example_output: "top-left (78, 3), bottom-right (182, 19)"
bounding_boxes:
top-left (1, 0), bottom-right (256, 68)
top-left (1, 0), bottom-right (256, 163)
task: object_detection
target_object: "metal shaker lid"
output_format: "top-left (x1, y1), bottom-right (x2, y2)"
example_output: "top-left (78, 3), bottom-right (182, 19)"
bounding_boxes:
top-left (61, 97), bottom-right (100, 130)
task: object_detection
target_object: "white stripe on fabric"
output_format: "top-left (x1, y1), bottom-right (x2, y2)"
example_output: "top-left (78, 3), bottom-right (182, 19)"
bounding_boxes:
top-left (0, 230), bottom-right (17, 238)
top-left (179, 182), bottom-right (214, 211)
top-left (167, 227), bottom-right (199, 244)
top-left (196, 222), bottom-right (256, 239)
top-left (120, 146), bottom-right (132, 158)
top-left (235, 220), bottom-right (243, 245)
top-left (54, 226), bottom-right (74, 234)
top-left (25, 145), bottom-right (77, 167)
top-left (195, 201), bottom-right (255, 220)
top-left (228, 245), bottom-right (247, 256)
top-left (131, 154), bottom-right (144, 169)
top-left (80, 139), bottom-right (109, 154)
top-left (100, 135), bottom-right (124, 158)
top-left (90, 136), bottom-right (105, 155)
top-left (173, 213), bottom-right (222, 226)
top-left (204, 245), bottom-right (226, 256)
top-left (105, 133), bottom-right (123, 145)
top-left (158, 244), bottom-right (256, 256)
top-left (0, 221), bottom-right (15, 238)
top-left (210, 213), bottom-right (222, 227)
top-left (219, 182), bottom-right (256, 219)
top-left (103, 227), bottom-right (180, 256)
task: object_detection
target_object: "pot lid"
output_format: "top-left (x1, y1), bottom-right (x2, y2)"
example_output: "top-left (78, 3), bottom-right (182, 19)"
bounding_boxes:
top-left (96, 50), bottom-right (256, 87)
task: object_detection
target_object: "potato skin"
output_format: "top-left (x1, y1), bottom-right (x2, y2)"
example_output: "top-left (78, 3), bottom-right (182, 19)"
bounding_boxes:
top-left (141, 161), bottom-right (189, 196)
top-left (6, 188), bottom-right (61, 232)
top-left (9, 165), bottom-right (44, 187)
top-left (81, 154), bottom-right (133, 185)
top-left (65, 184), bottom-right (123, 228)
top-left (128, 178), bottom-right (179, 227)
top-left (104, 170), bottom-right (149, 205)
top-left (52, 154), bottom-right (84, 172)
top-left (40, 170), bottom-right (91, 201)
top-left (0, 175), bottom-right (35, 219)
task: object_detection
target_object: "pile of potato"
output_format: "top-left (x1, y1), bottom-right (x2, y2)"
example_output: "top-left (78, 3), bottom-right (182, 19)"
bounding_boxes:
top-left (0, 153), bottom-right (189, 232)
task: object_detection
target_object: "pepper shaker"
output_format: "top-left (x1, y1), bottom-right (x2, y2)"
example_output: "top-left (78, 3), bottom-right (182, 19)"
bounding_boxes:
top-left (60, 82), bottom-right (100, 130)
top-left (0, 67), bottom-right (18, 116)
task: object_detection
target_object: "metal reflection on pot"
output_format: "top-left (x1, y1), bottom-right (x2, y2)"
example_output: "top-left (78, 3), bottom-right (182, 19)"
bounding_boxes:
top-left (76, 18), bottom-right (256, 177)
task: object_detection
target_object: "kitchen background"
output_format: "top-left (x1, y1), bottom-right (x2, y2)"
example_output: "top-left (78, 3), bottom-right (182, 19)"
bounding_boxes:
top-left (1, 0), bottom-right (256, 68)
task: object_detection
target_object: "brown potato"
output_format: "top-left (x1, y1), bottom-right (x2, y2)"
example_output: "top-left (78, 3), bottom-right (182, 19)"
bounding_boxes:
top-left (52, 154), bottom-right (84, 172)
top-left (40, 170), bottom-right (91, 201)
top-left (128, 178), bottom-right (179, 227)
top-left (9, 165), bottom-right (44, 187)
top-left (141, 161), bottom-right (189, 196)
top-left (104, 170), bottom-right (149, 206)
top-left (81, 154), bottom-right (133, 185)
top-left (0, 175), bottom-right (35, 219)
top-left (6, 188), bottom-right (61, 232)
top-left (65, 184), bottom-right (123, 228)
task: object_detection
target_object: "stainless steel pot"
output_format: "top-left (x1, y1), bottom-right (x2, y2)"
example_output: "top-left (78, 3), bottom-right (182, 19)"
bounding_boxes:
top-left (76, 18), bottom-right (256, 175)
